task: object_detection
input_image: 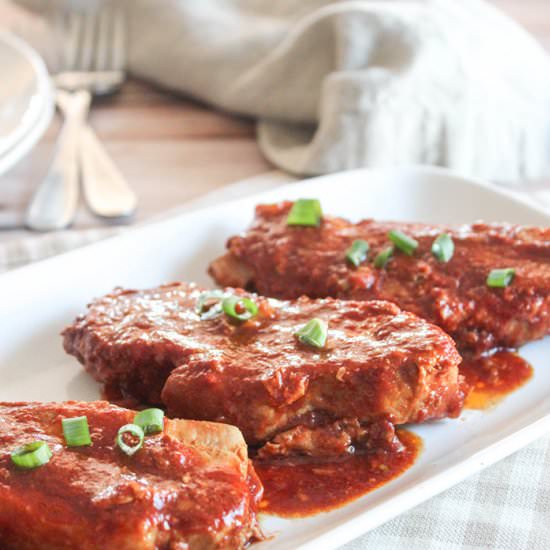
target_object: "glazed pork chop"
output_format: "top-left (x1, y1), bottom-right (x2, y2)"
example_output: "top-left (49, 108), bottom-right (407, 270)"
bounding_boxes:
top-left (0, 401), bottom-right (262, 550)
top-left (210, 201), bottom-right (550, 356)
top-left (63, 283), bottom-right (463, 455)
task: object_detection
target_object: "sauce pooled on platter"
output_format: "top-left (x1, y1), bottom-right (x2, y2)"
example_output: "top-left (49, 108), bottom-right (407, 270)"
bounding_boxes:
top-left (254, 429), bottom-right (421, 518)
top-left (254, 351), bottom-right (532, 517)
top-left (461, 350), bottom-right (533, 409)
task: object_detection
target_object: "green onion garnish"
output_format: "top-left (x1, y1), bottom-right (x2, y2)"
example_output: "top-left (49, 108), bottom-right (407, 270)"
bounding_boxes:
top-left (116, 424), bottom-right (144, 456)
top-left (196, 290), bottom-right (225, 320)
top-left (11, 441), bottom-right (52, 469)
top-left (431, 233), bottom-right (454, 263)
top-left (287, 199), bottom-right (322, 227)
top-left (346, 239), bottom-right (370, 267)
top-left (374, 246), bottom-right (394, 269)
top-left (222, 296), bottom-right (259, 322)
top-left (62, 416), bottom-right (91, 447)
top-left (487, 268), bottom-right (515, 288)
top-left (134, 408), bottom-right (164, 435)
top-left (388, 230), bottom-right (418, 256)
top-left (295, 318), bottom-right (328, 349)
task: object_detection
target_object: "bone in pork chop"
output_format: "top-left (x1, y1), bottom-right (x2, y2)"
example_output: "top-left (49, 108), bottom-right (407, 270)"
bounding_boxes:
top-left (209, 201), bottom-right (550, 356)
top-left (0, 401), bottom-right (262, 550)
top-left (63, 283), bottom-right (463, 456)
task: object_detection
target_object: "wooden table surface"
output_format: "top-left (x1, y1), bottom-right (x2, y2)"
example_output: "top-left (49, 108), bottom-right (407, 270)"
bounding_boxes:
top-left (1, 0), bottom-right (549, 238)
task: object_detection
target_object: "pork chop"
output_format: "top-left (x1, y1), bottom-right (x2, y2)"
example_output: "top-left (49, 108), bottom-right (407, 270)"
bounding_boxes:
top-left (0, 401), bottom-right (262, 550)
top-left (63, 283), bottom-right (463, 453)
top-left (209, 201), bottom-right (550, 356)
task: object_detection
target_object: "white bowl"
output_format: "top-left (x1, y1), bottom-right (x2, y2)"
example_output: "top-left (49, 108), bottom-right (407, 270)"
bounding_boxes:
top-left (0, 32), bottom-right (54, 176)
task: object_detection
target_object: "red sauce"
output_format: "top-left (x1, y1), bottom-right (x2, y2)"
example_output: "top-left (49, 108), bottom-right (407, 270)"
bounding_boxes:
top-left (460, 351), bottom-right (533, 410)
top-left (254, 430), bottom-right (421, 518)
top-left (101, 383), bottom-right (145, 410)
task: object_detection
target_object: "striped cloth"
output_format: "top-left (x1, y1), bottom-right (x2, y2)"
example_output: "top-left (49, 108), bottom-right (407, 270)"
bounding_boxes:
top-left (1, 171), bottom-right (549, 550)
top-left (0, 171), bottom-right (292, 273)
top-left (0, 227), bottom-right (120, 272)
top-left (349, 436), bottom-right (550, 550)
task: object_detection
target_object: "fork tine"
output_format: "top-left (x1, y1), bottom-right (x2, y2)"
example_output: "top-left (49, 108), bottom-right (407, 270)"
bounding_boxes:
top-left (110, 7), bottom-right (127, 72)
top-left (93, 7), bottom-right (110, 71)
top-left (78, 11), bottom-right (97, 71)
top-left (65, 10), bottom-right (83, 71)
top-left (49, 7), bottom-right (65, 73)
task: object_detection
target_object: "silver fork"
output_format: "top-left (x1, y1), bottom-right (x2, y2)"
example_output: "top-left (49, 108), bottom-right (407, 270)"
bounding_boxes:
top-left (25, 5), bottom-right (137, 231)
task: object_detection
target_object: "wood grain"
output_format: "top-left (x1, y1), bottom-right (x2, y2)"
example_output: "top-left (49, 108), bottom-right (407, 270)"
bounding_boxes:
top-left (0, 0), bottom-right (548, 239)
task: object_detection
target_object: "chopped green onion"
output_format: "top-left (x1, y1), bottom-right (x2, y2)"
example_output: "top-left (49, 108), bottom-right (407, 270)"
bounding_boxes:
top-left (134, 408), bottom-right (164, 435)
top-left (62, 416), bottom-right (91, 447)
top-left (431, 233), bottom-right (454, 263)
top-left (11, 441), bottom-right (52, 469)
top-left (374, 246), bottom-right (394, 269)
top-left (346, 239), bottom-right (370, 267)
top-left (116, 424), bottom-right (144, 456)
top-left (295, 318), bottom-right (328, 349)
top-left (222, 296), bottom-right (259, 322)
top-left (287, 199), bottom-right (322, 227)
top-left (487, 268), bottom-right (515, 288)
top-left (388, 230), bottom-right (418, 256)
top-left (196, 290), bottom-right (225, 320)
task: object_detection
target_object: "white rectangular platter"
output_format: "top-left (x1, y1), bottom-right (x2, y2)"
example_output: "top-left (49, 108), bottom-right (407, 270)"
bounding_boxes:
top-left (1, 166), bottom-right (549, 550)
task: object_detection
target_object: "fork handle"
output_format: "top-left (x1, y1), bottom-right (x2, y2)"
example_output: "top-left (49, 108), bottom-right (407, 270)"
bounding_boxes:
top-left (25, 90), bottom-right (91, 231)
top-left (80, 125), bottom-right (137, 218)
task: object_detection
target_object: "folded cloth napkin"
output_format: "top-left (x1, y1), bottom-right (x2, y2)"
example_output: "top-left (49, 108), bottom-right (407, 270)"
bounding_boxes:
top-left (12, 0), bottom-right (550, 182)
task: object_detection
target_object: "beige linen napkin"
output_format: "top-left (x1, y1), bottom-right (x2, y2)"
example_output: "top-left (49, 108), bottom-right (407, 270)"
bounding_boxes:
top-left (12, 0), bottom-right (550, 182)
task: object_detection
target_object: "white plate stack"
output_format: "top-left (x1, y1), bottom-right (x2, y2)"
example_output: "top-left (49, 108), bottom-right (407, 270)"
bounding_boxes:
top-left (0, 32), bottom-right (53, 177)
